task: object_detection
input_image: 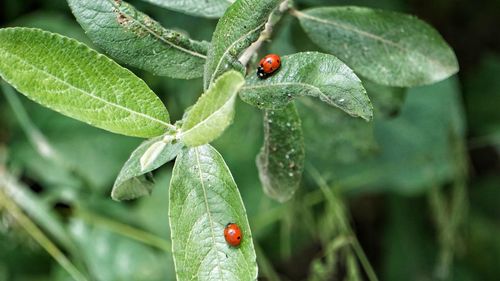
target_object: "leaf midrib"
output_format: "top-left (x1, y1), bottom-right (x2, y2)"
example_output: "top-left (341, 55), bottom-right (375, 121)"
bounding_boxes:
top-left (105, 0), bottom-right (207, 59)
top-left (182, 78), bottom-right (242, 141)
top-left (194, 147), bottom-right (226, 281)
top-left (244, 81), bottom-right (369, 120)
top-left (244, 81), bottom-right (334, 104)
top-left (296, 9), bottom-right (444, 68)
top-left (2, 46), bottom-right (172, 129)
top-left (208, 23), bottom-right (265, 87)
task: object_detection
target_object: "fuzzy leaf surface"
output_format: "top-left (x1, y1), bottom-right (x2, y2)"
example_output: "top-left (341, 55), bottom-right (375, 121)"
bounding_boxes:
top-left (203, 0), bottom-right (282, 89)
top-left (296, 6), bottom-right (459, 87)
top-left (112, 135), bottom-right (183, 200)
top-left (0, 27), bottom-right (170, 138)
top-left (169, 145), bottom-right (257, 281)
top-left (181, 71), bottom-right (245, 147)
top-left (68, 0), bottom-right (208, 79)
top-left (240, 52), bottom-right (372, 121)
top-left (257, 102), bottom-right (305, 202)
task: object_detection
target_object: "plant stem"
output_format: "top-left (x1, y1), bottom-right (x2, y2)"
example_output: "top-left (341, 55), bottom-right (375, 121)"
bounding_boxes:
top-left (288, 7), bottom-right (302, 18)
top-left (76, 208), bottom-right (171, 252)
top-left (0, 184), bottom-right (87, 281)
top-left (239, 0), bottom-right (290, 66)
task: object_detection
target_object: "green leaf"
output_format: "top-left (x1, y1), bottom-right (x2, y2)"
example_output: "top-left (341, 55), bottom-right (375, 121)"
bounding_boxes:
top-left (0, 27), bottom-right (170, 138)
top-left (257, 102), bottom-right (305, 202)
top-left (295, 6), bottom-right (459, 87)
top-left (139, 139), bottom-right (167, 171)
top-left (112, 135), bottom-right (183, 201)
top-left (240, 52), bottom-right (372, 121)
top-left (203, 0), bottom-right (282, 89)
top-left (140, 0), bottom-right (233, 19)
top-left (169, 145), bottom-right (257, 280)
top-left (181, 70), bottom-right (245, 147)
top-left (68, 0), bottom-right (208, 79)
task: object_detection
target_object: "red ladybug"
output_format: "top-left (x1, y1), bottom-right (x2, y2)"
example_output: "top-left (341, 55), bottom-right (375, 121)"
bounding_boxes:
top-left (224, 223), bottom-right (242, 247)
top-left (257, 54), bottom-right (281, 79)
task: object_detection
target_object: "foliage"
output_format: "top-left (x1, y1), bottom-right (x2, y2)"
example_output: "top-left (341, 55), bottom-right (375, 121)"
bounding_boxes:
top-left (68, 0), bottom-right (210, 79)
top-left (0, 0), bottom-right (497, 280)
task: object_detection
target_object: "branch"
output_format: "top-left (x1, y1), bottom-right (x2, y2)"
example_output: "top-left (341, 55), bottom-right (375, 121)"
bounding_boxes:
top-left (239, 0), bottom-right (290, 66)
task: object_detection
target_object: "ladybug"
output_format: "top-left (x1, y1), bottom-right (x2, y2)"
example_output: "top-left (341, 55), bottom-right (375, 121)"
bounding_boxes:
top-left (257, 54), bottom-right (281, 79)
top-left (224, 223), bottom-right (242, 247)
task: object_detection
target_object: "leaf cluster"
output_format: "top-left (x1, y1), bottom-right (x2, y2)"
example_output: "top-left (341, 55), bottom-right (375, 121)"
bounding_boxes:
top-left (0, 0), bottom-right (459, 279)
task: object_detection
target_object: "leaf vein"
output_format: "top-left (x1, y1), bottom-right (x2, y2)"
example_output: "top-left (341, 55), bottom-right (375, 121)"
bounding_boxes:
top-left (208, 23), bottom-right (265, 86)
top-left (105, 0), bottom-right (207, 59)
top-left (194, 147), bottom-right (226, 281)
top-left (2, 47), bottom-right (172, 129)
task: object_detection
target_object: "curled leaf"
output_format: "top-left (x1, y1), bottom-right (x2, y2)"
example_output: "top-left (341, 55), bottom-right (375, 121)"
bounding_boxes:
top-left (181, 71), bottom-right (245, 147)
top-left (257, 102), bottom-right (305, 202)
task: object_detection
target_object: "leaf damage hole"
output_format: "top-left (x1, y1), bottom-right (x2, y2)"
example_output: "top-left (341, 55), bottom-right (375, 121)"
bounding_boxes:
top-left (116, 12), bottom-right (130, 26)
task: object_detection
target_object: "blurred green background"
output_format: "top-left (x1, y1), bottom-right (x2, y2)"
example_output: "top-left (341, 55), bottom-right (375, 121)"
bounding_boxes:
top-left (0, 0), bottom-right (499, 280)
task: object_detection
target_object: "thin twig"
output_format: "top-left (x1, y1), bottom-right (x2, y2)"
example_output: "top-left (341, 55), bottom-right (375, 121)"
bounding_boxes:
top-left (238, 0), bottom-right (290, 66)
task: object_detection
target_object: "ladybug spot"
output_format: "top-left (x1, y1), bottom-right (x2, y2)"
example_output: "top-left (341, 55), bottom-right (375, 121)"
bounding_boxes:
top-left (237, 236), bottom-right (241, 240)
